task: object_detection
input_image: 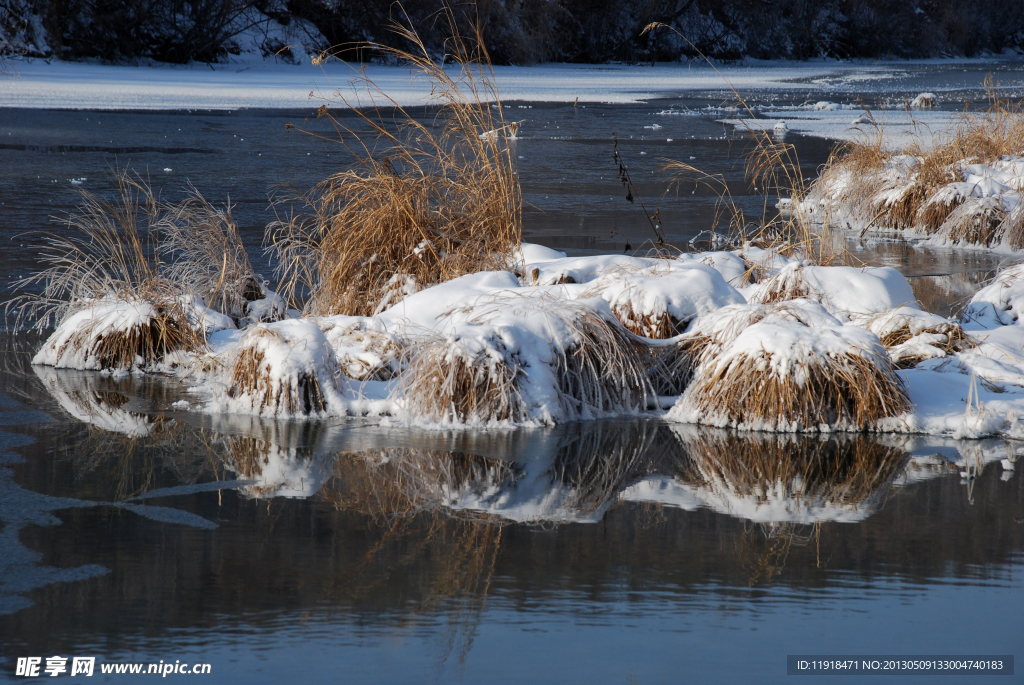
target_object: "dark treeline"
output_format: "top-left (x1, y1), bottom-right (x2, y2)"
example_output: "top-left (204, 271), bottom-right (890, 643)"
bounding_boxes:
top-left (2, 0), bottom-right (1023, 64)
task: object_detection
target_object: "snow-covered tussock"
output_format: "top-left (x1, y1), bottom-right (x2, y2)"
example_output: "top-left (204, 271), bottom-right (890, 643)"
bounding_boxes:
top-left (395, 295), bottom-right (651, 426)
top-left (213, 320), bottom-right (347, 418)
top-left (33, 298), bottom-right (204, 373)
top-left (669, 301), bottom-right (911, 432)
top-left (807, 152), bottom-right (1024, 249)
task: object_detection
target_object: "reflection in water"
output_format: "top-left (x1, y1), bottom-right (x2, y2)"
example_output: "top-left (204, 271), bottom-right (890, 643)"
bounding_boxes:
top-left (33, 366), bottom-right (153, 438)
top-left (214, 418), bottom-right (332, 499)
top-left (670, 428), bottom-right (908, 524)
top-left (26, 367), bottom-right (1012, 529)
top-left (1, 361), bottom-right (1021, 680)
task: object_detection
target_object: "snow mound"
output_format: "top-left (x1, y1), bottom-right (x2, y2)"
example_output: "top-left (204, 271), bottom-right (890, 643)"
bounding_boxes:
top-left (586, 261), bottom-right (745, 338)
top-left (212, 320), bottom-right (347, 418)
top-left (857, 305), bottom-right (971, 367)
top-left (34, 298), bottom-right (203, 374)
top-left (963, 264), bottom-right (1024, 327)
top-left (669, 303), bottom-right (911, 432)
top-left (751, 262), bottom-right (918, 320)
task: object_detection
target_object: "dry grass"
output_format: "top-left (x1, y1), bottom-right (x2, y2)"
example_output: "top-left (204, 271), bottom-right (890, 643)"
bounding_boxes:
top-left (226, 328), bottom-right (331, 416)
top-left (552, 306), bottom-right (652, 416)
top-left (868, 312), bottom-right (973, 369)
top-left (611, 301), bottom-right (683, 339)
top-left (685, 301), bottom-right (831, 369)
top-left (999, 202), bottom-right (1024, 247)
top-left (874, 317), bottom-right (971, 351)
top-left (329, 323), bottom-right (403, 381)
top-left (642, 334), bottom-right (708, 396)
top-left (683, 312), bottom-right (911, 430)
top-left (809, 84), bottom-right (1024, 247)
top-left (162, 186), bottom-right (271, 324)
top-left (11, 171), bottom-right (174, 324)
top-left (914, 184), bottom-right (964, 233)
top-left (941, 196), bottom-right (1007, 246)
top-left (748, 263), bottom-right (818, 306)
top-left (270, 13), bottom-right (521, 317)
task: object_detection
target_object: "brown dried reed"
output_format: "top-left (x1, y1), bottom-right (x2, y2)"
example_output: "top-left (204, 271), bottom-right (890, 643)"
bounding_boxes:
top-left (227, 328), bottom-right (330, 415)
top-left (684, 321), bottom-right (911, 431)
top-left (9, 169), bottom-right (206, 367)
top-left (553, 306), bottom-right (652, 416)
top-left (270, 13), bottom-right (521, 317)
top-left (646, 19), bottom-right (846, 265)
top-left (162, 187), bottom-right (270, 324)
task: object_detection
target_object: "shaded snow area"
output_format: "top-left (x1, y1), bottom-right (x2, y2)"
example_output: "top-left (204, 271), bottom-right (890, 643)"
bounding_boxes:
top-left (29, 242), bottom-right (1024, 441)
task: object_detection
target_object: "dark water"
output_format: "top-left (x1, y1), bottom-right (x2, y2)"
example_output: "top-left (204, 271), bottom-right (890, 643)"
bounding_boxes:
top-left (1, 92), bottom-right (1023, 683)
top-left (0, 352), bottom-right (1021, 683)
top-left (0, 99), bottom-right (1012, 315)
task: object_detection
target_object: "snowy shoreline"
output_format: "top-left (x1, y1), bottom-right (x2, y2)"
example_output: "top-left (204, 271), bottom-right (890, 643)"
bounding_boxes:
top-left (1, 57), bottom-right (1020, 107)
top-left (28, 242), bottom-right (1024, 442)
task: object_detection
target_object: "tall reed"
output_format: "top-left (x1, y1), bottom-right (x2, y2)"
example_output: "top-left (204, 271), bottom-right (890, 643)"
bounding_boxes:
top-left (644, 22), bottom-right (846, 265)
top-left (809, 78), bottom-right (1024, 247)
top-left (271, 11), bottom-right (522, 317)
top-left (8, 169), bottom-right (206, 366)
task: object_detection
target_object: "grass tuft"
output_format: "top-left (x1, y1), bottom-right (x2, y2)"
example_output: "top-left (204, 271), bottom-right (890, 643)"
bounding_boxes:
top-left (162, 187), bottom-right (272, 325)
top-left (681, 307), bottom-right (911, 431)
top-left (271, 13), bottom-right (521, 317)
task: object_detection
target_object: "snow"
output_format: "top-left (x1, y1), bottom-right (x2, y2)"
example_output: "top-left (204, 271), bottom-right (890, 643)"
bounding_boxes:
top-left (33, 299), bottom-right (163, 372)
top-left (25, 239), bottom-right (1024, 440)
top-left (0, 59), bottom-right (899, 111)
top-left (752, 262), bottom-right (919, 320)
top-left (244, 288), bottom-right (288, 324)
